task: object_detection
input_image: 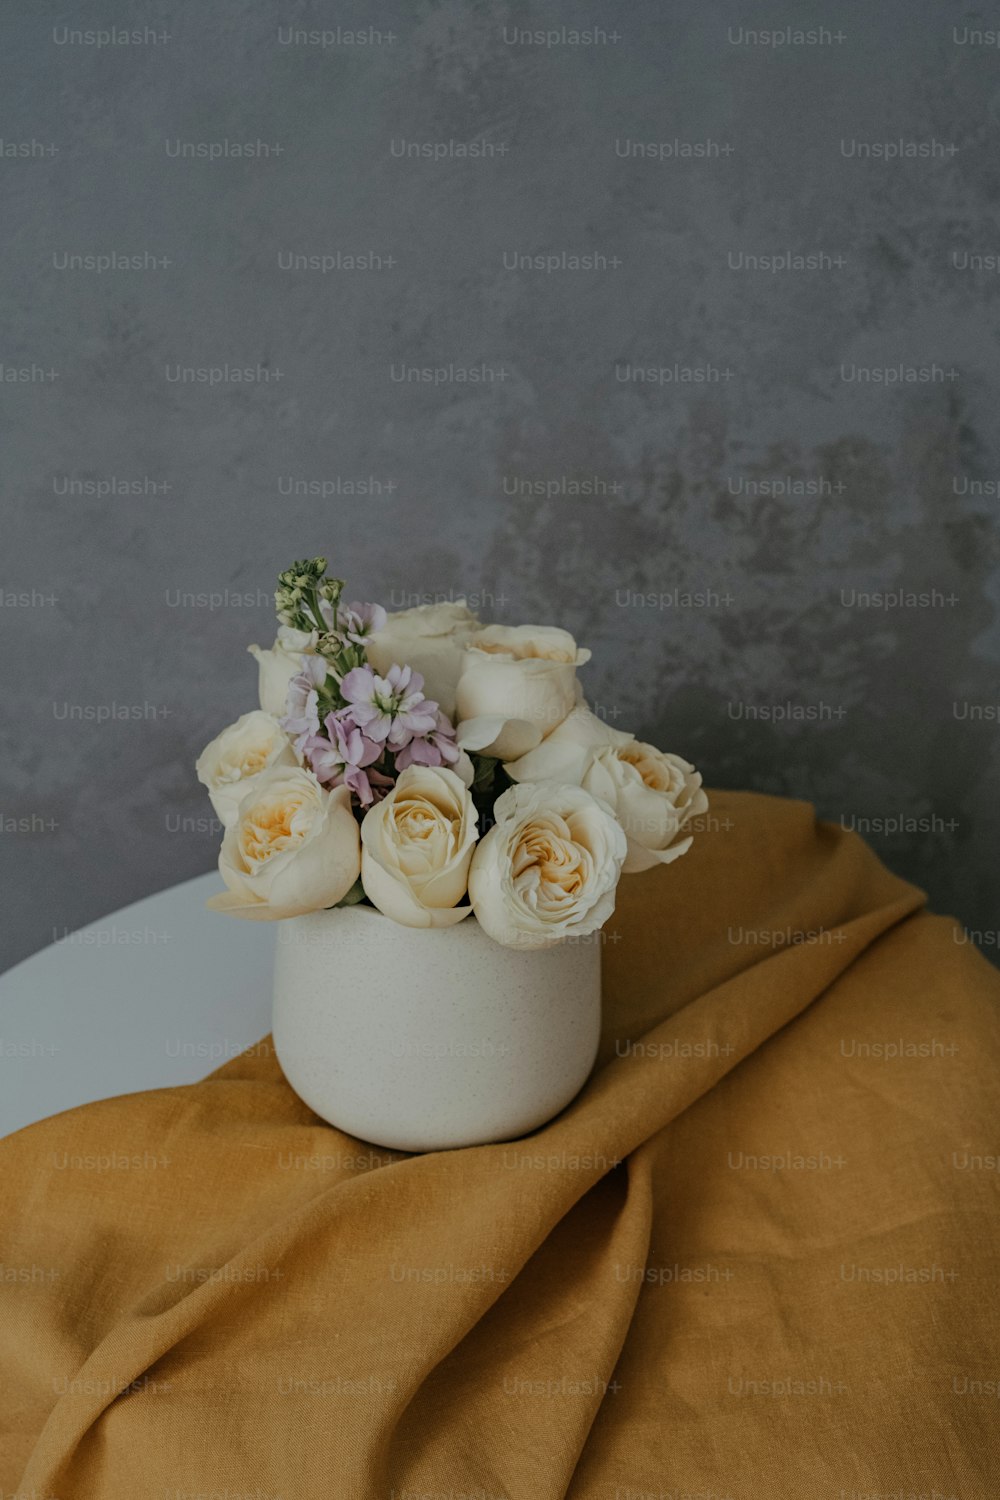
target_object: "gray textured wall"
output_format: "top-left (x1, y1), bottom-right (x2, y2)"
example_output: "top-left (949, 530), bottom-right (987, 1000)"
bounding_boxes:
top-left (2, 0), bottom-right (998, 974)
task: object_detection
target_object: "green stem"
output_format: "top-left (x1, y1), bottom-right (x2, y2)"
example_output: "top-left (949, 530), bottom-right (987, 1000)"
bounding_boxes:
top-left (306, 586), bottom-right (329, 635)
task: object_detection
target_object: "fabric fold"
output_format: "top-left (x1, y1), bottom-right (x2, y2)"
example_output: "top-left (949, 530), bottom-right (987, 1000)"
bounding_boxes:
top-left (2, 791), bottom-right (997, 1498)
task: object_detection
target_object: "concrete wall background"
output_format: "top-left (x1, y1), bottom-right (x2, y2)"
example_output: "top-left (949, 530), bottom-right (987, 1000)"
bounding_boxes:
top-left (2, 0), bottom-right (999, 973)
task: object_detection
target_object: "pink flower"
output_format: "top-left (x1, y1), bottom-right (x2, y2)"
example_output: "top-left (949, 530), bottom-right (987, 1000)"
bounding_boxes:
top-left (304, 712), bottom-right (386, 807)
top-left (318, 598), bottom-right (387, 645)
top-left (340, 663), bottom-right (437, 748)
top-left (341, 601), bottom-right (387, 645)
top-left (394, 710), bottom-right (463, 772)
top-left (280, 655), bottom-right (328, 753)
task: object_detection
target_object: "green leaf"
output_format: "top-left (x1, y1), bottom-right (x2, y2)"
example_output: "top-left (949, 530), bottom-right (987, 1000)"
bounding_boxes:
top-left (333, 878), bottom-right (368, 908)
top-left (471, 754), bottom-right (499, 792)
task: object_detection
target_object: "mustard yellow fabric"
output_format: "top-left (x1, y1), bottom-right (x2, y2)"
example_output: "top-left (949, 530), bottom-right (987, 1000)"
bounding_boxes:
top-left (2, 792), bottom-right (998, 1497)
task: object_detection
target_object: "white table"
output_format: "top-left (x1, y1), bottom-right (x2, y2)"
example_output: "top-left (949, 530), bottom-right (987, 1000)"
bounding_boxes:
top-left (0, 873), bottom-right (275, 1139)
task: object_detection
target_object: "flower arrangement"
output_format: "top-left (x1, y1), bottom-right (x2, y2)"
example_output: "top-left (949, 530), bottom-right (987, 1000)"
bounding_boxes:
top-left (197, 558), bottom-right (707, 949)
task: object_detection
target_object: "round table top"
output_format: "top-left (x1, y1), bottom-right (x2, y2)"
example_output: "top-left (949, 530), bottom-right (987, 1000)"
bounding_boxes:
top-left (0, 873), bottom-right (275, 1139)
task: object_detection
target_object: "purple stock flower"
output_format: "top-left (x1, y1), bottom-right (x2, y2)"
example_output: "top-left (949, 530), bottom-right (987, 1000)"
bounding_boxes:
top-left (280, 655), bottom-right (328, 753)
top-left (393, 710), bottom-right (463, 772)
top-left (317, 598), bottom-right (387, 645)
top-left (340, 663), bottom-right (437, 748)
top-left (304, 711), bottom-right (386, 806)
top-left (341, 601), bottom-right (387, 645)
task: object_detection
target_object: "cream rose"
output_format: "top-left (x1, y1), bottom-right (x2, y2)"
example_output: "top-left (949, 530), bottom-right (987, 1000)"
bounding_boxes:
top-left (207, 768), bottom-right (360, 921)
top-left (454, 624), bottom-right (590, 761)
top-left (579, 745), bottom-right (707, 873)
top-left (503, 704), bottom-right (631, 783)
top-left (195, 710), bottom-right (298, 828)
top-left (366, 601), bottom-right (481, 718)
top-left (360, 766), bottom-right (478, 928)
top-left (468, 781), bottom-right (626, 949)
top-left (505, 706), bottom-right (707, 873)
top-left (248, 625), bottom-right (318, 718)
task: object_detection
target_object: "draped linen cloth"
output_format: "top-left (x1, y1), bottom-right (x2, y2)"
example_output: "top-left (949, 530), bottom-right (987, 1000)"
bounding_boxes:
top-left (1, 791), bottom-right (997, 1497)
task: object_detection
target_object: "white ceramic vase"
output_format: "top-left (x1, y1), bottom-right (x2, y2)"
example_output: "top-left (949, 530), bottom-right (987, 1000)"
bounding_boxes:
top-left (271, 905), bottom-right (602, 1152)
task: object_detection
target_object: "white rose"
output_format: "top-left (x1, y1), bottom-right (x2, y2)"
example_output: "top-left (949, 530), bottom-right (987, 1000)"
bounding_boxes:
top-left (195, 710), bottom-right (298, 828)
top-left (506, 707), bottom-right (708, 873)
top-left (468, 781), bottom-right (626, 949)
top-left (503, 704), bottom-right (631, 784)
top-left (454, 624), bottom-right (591, 761)
top-left (580, 745), bottom-right (707, 873)
top-left (367, 601), bottom-right (480, 717)
top-left (247, 625), bottom-right (318, 718)
top-left (360, 766), bottom-right (478, 928)
top-left (207, 768), bottom-right (360, 921)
